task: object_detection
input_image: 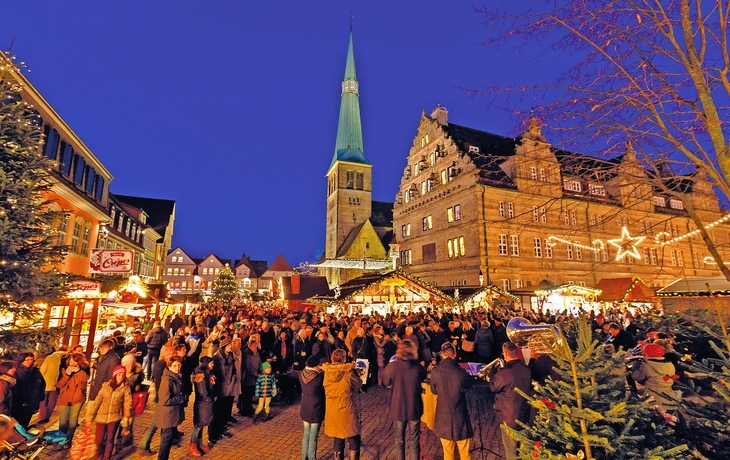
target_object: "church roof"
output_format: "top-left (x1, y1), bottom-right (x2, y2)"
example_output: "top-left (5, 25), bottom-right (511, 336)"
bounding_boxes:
top-left (330, 31), bottom-right (369, 170)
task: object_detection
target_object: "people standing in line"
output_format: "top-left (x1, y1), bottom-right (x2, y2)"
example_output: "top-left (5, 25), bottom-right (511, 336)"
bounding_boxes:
top-left (0, 362), bottom-right (16, 417)
top-left (37, 345), bottom-right (66, 423)
top-left (89, 339), bottom-right (121, 402)
top-left (190, 356), bottom-right (215, 457)
top-left (86, 365), bottom-right (132, 460)
top-left (429, 343), bottom-right (473, 460)
top-left (146, 322), bottom-right (169, 380)
top-left (55, 353), bottom-right (89, 445)
top-left (155, 356), bottom-right (187, 460)
top-left (488, 342), bottom-right (532, 460)
top-left (11, 352), bottom-right (45, 429)
top-left (300, 355), bottom-right (325, 460)
top-left (253, 362), bottom-right (277, 422)
top-left (322, 348), bottom-right (362, 460)
top-left (382, 339), bottom-right (427, 460)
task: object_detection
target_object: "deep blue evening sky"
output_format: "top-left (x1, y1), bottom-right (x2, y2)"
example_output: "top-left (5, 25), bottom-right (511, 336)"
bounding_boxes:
top-left (5, 2), bottom-right (558, 267)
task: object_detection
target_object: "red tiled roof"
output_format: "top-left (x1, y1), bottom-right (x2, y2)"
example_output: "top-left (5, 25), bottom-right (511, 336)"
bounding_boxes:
top-left (267, 254), bottom-right (293, 272)
top-left (596, 278), bottom-right (655, 302)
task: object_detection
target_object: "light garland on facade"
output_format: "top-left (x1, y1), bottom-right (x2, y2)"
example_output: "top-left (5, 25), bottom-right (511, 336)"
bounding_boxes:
top-left (545, 236), bottom-right (604, 252)
top-left (654, 213), bottom-right (730, 246)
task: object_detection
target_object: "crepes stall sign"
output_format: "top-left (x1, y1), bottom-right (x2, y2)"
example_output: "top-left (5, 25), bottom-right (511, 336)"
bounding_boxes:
top-left (89, 249), bottom-right (135, 274)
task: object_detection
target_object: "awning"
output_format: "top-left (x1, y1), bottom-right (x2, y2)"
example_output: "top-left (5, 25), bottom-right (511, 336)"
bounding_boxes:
top-left (101, 301), bottom-right (149, 317)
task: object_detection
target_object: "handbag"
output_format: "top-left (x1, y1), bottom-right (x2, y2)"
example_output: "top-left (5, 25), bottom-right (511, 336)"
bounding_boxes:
top-left (132, 391), bottom-right (149, 416)
top-left (461, 339), bottom-right (475, 352)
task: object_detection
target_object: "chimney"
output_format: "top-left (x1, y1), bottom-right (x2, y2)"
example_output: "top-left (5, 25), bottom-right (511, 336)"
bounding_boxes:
top-left (291, 273), bottom-right (301, 295)
top-left (431, 104), bottom-right (448, 126)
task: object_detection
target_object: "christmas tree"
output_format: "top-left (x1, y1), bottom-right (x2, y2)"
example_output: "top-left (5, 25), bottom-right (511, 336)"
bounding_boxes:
top-left (503, 315), bottom-right (689, 459)
top-left (0, 69), bottom-right (67, 320)
top-left (212, 264), bottom-right (238, 304)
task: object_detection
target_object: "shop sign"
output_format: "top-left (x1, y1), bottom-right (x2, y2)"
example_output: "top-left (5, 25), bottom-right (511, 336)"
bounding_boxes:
top-left (89, 249), bottom-right (135, 274)
top-left (68, 280), bottom-right (102, 298)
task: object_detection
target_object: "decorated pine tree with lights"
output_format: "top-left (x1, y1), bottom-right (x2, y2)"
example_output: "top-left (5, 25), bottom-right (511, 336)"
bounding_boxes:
top-left (0, 75), bottom-right (66, 321)
top-left (212, 265), bottom-right (238, 304)
top-left (503, 315), bottom-right (689, 459)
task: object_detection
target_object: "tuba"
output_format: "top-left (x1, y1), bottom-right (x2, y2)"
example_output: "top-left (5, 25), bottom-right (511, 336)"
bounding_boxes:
top-left (506, 317), bottom-right (559, 354)
top-left (477, 358), bottom-right (504, 381)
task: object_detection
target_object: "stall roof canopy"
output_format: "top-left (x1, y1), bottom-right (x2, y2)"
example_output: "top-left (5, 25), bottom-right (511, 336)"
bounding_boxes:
top-left (657, 276), bottom-right (730, 296)
top-left (280, 275), bottom-right (330, 301)
top-left (308, 269), bottom-right (453, 305)
top-left (596, 278), bottom-right (655, 302)
top-left (440, 285), bottom-right (518, 304)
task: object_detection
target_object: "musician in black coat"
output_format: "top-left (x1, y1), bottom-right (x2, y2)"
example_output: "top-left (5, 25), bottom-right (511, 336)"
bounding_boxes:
top-left (430, 342), bottom-right (473, 460)
top-left (382, 339), bottom-right (427, 460)
top-left (488, 342), bottom-right (532, 460)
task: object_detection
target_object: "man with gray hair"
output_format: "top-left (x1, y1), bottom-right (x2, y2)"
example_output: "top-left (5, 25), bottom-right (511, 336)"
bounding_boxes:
top-left (430, 342), bottom-right (473, 460)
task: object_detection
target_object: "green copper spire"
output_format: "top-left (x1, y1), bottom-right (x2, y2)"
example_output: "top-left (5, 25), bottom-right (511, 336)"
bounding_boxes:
top-left (330, 31), bottom-right (369, 169)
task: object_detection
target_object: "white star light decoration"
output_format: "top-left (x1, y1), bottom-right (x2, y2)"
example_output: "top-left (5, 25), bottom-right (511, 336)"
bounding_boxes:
top-left (607, 227), bottom-right (646, 261)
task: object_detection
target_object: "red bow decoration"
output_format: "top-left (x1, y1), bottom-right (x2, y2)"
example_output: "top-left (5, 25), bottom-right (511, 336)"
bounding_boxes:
top-left (662, 374), bottom-right (680, 381)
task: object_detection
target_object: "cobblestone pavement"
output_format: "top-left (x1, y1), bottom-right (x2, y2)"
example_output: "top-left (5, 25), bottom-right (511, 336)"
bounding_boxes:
top-left (34, 380), bottom-right (504, 460)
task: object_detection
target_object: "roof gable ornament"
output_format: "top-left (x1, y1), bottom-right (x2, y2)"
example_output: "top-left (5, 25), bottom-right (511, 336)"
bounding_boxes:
top-left (521, 117), bottom-right (547, 143)
top-left (431, 104), bottom-right (449, 126)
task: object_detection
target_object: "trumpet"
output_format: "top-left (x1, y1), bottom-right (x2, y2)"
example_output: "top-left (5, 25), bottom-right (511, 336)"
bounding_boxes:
top-left (477, 358), bottom-right (504, 381)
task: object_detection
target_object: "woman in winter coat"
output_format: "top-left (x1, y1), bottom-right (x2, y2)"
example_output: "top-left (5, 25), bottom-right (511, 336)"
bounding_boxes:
top-left (0, 361), bottom-right (16, 417)
top-left (293, 329), bottom-right (310, 372)
top-left (11, 352), bottom-right (45, 429)
top-left (300, 355), bottom-right (325, 460)
top-left (55, 353), bottom-right (89, 443)
top-left (322, 349), bottom-right (362, 460)
top-left (190, 356), bottom-right (215, 457)
top-left (474, 321), bottom-right (495, 363)
top-left (350, 328), bottom-right (369, 361)
top-left (86, 365), bottom-right (132, 460)
top-left (155, 356), bottom-right (186, 460)
top-left (631, 343), bottom-right (681, 411)
top-left (458, 320), bottom-right (476, 362)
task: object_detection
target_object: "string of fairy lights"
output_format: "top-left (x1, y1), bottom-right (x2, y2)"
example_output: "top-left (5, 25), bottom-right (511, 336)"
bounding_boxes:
top-left (546, 212), bottom-right (730, 263)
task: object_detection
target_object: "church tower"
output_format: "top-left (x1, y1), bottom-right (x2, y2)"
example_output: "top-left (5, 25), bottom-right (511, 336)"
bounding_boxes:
top-left (325, 30), bottom-right (373, 262)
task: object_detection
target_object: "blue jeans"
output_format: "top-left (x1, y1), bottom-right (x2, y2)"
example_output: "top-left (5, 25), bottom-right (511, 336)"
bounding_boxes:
top-left (393, 420), bottom-right (420, 460)
top-left (138, 421), bottom-right (157, 450)
top-left (57, 402), bottom-right (82, 441)
top-left (302, 421), bottom-right (321, 460)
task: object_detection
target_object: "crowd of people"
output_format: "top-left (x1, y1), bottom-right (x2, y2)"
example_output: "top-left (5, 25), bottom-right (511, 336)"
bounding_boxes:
top-left (0, 301), bottom-right (684, 460)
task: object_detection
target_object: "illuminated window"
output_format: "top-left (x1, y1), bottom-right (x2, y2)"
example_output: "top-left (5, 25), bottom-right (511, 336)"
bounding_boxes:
top-left (447, 240), bottom-right (454, 258)
top-left (507, 203), bottom-right (514, 218)
top-left (539, 168), bottom-right (546, 182)
top-left (459, 236), bottom-right (465, 256)
top-left (202, 267), bottom-right (208, 275)
top-left (441, 170), bottom-right (447, 184)
top-left (401, 225), bottom-right (407, 238)
top-left (167, 268), bottom-right (172, 275)
top-left (669, 199), bottom-right (683, 209)
top-left (502, 279), bottom-right (510, 291)
top-left (454, 205), bottom-right (461, 220)
top-left (589, 184), bottom-right (606, 196)
top-left (653, 196), bottom-right (666, 207)
top-left (421, 181), bottom-right (426, 195)
top-left (514, 279), bottom-right (524, 288)
top-left (174, 268), bottom-right (179, 275)
top-left (498, 202), bottom-right (504, 218)
top-left (544, 239), bottom-right (553, 258)
top-left (406, 224), bottom-right (411, 236)
top-left (531, 167), bottom-right (537, 180)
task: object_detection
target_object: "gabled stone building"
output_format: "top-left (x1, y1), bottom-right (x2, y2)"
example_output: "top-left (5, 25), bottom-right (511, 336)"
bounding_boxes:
top-left (392, 106), bottom-right (728, 294)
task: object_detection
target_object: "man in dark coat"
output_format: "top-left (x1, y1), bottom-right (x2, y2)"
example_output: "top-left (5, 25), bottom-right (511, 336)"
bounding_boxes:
top-left (155, 357), bottom-right (186, 460)
top-left (382, 339), bottom-right (427, 460)
top-left (300, 355), bottom-right (326, 460)
top-left (429, 343), bottom-right (473, 460)
top-left (607, 323), bottom-right (636, 353)
top-left (88, 339), bottom-right (120, 401)
top-left (240, 340), bottom-right (262, 417)
top-left (474, 320), bottom-right (495, 363)
top-left (210, 336), bottom-right (235, 442)
top-left (428, 322), bottom-right (447, 358)
top-left (488, 342), bottom-right (532, 460)
top-left (490, 318), bottom-right (510, 358)
top-left (11, 353), bottom-right (45, 429)
top-left (145, 321), bottom-right (169, 380)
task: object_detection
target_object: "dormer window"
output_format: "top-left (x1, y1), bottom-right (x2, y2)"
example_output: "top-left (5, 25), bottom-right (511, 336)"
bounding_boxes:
top-left (653, 196), bottom-right (666, 207)
top-left (563, 179), bottom-right (582, 192)
top-left (468, 145), bottom-right (480, 154)
top-left (589, 184), bottom-right (606, 196)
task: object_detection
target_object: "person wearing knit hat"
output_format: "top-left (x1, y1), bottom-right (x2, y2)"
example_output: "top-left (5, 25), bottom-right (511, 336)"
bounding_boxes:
top-left (631, 342), bottom-right (681, 411)
top-left (253, 360), bottom-right (277, 423)
top-left (86, 363), bottom-right (132, 460)
top-left (218, 335), bottom-right (231, 349)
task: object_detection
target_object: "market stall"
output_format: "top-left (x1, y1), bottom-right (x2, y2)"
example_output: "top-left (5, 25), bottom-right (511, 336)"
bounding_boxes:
top-left (596, 277), bottom-right (658, 315)
top-left (533, 283), bottom-right (602, 316)
top-left (441, 285), bottom-right (517, 313)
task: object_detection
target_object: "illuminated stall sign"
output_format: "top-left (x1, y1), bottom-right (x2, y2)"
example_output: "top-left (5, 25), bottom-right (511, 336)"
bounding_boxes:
top-left (89, 249), bottom-right (135, 274)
